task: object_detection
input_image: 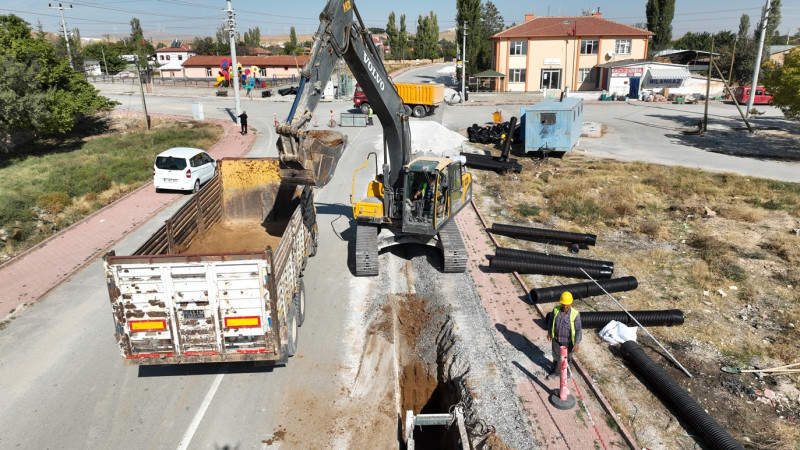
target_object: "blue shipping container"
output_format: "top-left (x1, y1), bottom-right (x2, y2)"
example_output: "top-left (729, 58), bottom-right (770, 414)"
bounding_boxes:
top-left (521, 97), bottom-right (584, 155)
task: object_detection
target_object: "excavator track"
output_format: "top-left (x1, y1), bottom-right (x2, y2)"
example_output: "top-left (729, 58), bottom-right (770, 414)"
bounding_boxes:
top-left (439, 219), bottom-right (467, 273)
top-left (355, 224), bottom-right (379, 276)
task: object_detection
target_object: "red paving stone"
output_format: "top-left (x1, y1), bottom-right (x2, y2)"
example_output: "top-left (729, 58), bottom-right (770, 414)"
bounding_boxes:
top-left (456, 205), bottom-right (634, 449)
top-left (0, 112), bottom-right (254, 318)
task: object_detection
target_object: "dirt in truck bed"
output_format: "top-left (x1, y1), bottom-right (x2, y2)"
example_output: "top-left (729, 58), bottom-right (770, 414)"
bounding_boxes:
top-left (181, 220), bottom-right (288, 254)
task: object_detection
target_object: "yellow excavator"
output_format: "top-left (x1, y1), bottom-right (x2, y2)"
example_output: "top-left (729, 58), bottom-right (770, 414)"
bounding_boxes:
top-left (275, 0), bottom-right (472, 276)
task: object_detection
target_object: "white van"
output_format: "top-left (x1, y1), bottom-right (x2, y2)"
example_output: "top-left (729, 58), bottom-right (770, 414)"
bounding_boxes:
top-left (153, 147), bottom-right (216, 193)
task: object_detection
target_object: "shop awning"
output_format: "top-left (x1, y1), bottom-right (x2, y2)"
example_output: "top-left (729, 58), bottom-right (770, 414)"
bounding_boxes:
top-left (648, 67), bottom-right (691, 80)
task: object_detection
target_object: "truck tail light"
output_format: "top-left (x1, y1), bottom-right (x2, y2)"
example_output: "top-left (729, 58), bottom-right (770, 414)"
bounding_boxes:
top-left (186, 169), bottom-right (192, 178)
top-left (224, 316), bottom-right (261, 328)
top-left (129, 319), bottom-right (167, 332)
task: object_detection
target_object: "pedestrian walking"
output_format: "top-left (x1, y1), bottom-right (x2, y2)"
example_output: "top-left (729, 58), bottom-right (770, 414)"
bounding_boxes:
top-left (546, 291), bottom-right (582, 380)
top-left (238, 111), bottom-right (248, 135)
top-left (368, 106), bottom-right (374, 125)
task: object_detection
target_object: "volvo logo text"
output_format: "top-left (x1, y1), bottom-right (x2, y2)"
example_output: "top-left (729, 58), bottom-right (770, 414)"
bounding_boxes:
top-left (363, 51), bottom-right (385, 91)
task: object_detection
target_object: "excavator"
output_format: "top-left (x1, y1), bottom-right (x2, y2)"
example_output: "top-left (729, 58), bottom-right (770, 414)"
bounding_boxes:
top-left (275, 0), bottom-right (472, 276)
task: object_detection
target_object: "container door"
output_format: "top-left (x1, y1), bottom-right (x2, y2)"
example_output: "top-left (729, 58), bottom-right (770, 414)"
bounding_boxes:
top-left (168, 264), bottom-right (221, 354)
top-left (629, 77), bottom-right (640, 99)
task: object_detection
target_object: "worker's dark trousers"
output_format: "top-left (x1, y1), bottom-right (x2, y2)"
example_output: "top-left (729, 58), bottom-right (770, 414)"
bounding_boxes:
top-left (550, 340), bottom-right (574, 377)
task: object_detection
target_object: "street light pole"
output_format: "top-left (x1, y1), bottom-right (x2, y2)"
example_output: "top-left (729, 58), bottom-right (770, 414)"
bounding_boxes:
top-left (461, 21), bottom-right (467, 101)
top-left (49, 3), bottom-right (74, 70)
top-left (225, 0), bottom-right (242, 123)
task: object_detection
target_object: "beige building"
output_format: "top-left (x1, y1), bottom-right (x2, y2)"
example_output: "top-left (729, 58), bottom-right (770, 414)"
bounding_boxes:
top-left (769, 45), bottom-right (797, 65)
top-left (181, 55), bottom-right (309, 81)
top-left (491, 12), bottom-right (653, 92)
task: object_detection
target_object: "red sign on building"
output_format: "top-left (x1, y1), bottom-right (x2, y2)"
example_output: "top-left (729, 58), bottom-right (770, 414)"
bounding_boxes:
top-left (611, 67), bottom-right (644, 78)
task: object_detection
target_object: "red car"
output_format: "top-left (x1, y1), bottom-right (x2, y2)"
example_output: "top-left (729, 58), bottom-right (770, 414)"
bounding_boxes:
top-left (733, 86), bottom-right (773, 105)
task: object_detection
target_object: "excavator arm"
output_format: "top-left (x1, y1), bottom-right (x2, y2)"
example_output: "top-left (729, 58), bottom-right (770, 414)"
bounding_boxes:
top-left (276, 0), bottom-right (411, 189)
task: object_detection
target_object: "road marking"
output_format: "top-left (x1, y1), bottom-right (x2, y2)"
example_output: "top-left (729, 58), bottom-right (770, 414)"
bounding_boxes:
top-left (177, 365), bottom-right (227, 449)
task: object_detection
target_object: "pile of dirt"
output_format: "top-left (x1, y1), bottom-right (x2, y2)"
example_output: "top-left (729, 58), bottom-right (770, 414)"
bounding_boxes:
top-left (181, 220), bottom-right (286, 254)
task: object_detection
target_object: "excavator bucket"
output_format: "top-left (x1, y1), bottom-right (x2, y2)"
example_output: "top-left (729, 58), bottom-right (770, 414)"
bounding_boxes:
top-left (278, 130), bottom-right (346, 187)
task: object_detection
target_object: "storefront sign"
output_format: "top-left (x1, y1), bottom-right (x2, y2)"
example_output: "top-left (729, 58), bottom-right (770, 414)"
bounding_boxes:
top-left (543, 58), bottom-right (561, 65)
top-left (648, 78), bottom-right (684, 86)
top-left (611, 67), bottom-right (643, 78)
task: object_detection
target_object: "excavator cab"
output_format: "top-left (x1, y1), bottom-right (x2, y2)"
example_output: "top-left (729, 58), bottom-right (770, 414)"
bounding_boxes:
top-left (401, 157), bottom-right (468, 235)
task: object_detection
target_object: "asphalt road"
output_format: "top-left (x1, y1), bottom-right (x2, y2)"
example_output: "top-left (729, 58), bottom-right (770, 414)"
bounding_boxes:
top-left (2, 63), bottom-right (798, 448)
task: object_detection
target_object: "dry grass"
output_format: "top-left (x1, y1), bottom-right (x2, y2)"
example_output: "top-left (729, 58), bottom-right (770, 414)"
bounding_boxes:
top-left (473, 151), bottom-right (800, 449)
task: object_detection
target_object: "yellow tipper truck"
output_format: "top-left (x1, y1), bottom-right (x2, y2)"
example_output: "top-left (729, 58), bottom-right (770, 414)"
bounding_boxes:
top-left (354, 82), bottom-right (445, 118)
top-left (103, 158), bottom-right (317, 365)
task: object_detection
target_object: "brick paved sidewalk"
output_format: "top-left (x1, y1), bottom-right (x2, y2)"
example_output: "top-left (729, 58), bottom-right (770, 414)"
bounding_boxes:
top-left (0, 112), bottom-right (254, 318)
top-left (456, 206), bottom-right (636, 449)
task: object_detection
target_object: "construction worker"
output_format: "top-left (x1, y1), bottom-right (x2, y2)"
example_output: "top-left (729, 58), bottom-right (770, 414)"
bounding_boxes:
top-left (546, 291), bottom-right (582, 380)
top-left (368, 106), bottom-right (374, 125)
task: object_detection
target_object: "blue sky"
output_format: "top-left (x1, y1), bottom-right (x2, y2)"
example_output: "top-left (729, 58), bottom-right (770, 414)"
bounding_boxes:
top-left (2, 1), bottom-right (798, 40)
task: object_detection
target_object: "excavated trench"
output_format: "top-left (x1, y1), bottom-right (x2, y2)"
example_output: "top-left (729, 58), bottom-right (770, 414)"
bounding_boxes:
top-left (360, 247), bottom-right (531, 449)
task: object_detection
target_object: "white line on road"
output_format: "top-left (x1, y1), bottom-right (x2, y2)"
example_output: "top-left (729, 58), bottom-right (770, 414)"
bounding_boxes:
top-left (176, 365), bottom-right (228, 449)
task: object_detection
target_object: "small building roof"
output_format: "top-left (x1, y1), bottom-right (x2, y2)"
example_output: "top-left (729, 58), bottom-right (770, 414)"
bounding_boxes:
top-left (182, 55), bottom-right (309, 68)
top-left (492, 15), bottom-right (653, 40)
top-left (648, 66), bottom-right (691, 80)
top-left (769, 45), bottom-right (797, 54)
top-left (472, 69), bottom-right (505, 78)
top-left (156, 41), bottom-right (193, 53)
top-left (157, 60), bottom-right (185, 71)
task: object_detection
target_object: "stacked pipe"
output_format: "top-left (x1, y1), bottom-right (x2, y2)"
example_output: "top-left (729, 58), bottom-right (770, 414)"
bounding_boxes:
top-left (496, 247), bottom-right (612, 271)
top-left (460, 153), bottom-right (522, 174)
top-left (530, 276), bottom-right (638, 303)
top-left (466, 121), bottom-right (517, 145)
top-left (490, 223), bottom-right (597, 247)
top-left (544, 310), bottom-right (685, 329)
top-left (489, 257), bottom-right (612, 279)
top-left (619, 341), bottom-right (743, 450)
top-left (499, 116), bottom-right (518, 162)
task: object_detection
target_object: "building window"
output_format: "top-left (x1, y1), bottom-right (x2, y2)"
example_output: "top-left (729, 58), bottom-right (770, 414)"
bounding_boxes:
top-left (615, 39), bottom-right (631, 54)
top-left (540, 113), bottom-right (556, 125)
top-left (541, 69), bottom-right (561, 89)
top-left (260, 69), bottom-right (266, 77)
top-left (509, 68), bottom-right (526, 83)
top-left (166, 55), bottom-right (171, 60)
top-left (159, 55), bottom-right (164, 61)
top-left (510, 40), bottom-right (527, 56)
top-left (206, 68), bottom-right (212, 77)
top-left (580, 39), bottom-right (599, 55)
top-left (178, 55), bottom-right (183, 60)
top-left (578, 68), bottom-right (595, 82)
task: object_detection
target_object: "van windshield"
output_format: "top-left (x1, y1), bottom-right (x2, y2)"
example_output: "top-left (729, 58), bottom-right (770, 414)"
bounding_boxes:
top-left (156, 156), bottom-right (187, 171)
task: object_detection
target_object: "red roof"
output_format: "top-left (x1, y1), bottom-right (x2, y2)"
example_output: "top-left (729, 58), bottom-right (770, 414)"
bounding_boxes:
top-left (182, 55), bottom-right (310, 67)
top-left (492, 16), bottom-right (653, 39)
top-left (156, 43), bottom-right (193, 53)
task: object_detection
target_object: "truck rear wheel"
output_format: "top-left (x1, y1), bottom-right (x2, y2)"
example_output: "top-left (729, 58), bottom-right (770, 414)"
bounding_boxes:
top-left (286, 309), bottom-right (298, 357)
top-left (360, 103), bottom-right (370, 115)
top-left (412, 105), bottom-right (426, 118)
top-left (294, 279), bottom-right (306, 327)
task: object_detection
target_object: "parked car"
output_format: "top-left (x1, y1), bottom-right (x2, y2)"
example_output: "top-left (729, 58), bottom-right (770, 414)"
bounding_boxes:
top-left (153, 147), bottom-right (216, 193)
top-left (733, 86), bottom-right (773, 105)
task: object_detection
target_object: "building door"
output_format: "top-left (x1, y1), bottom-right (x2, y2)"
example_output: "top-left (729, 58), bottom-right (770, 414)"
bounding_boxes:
top-left (541, 69), bottom-right (561, 89)
top-left (629, 77), bottom-right (640, 98)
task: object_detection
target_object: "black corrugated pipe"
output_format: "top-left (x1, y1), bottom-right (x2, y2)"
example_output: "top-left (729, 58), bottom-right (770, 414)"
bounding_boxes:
top-left (495, 247), bottom-right (613, 271)
top-left (530, 277), bottom-right (638, 303)
top-left (490, 223), bottom-right (597, 247)
top-left (544, 310), bottom-right (684, 328)
top-left (489, 257), bottom-right (612, 279)
top-left (619, 341), bottom-right (743, 450)
top-left (500, 116), bottom-right (517, 161)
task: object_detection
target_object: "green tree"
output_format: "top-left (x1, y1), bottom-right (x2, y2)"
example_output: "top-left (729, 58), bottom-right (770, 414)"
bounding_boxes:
top-left (732, 14), bottom-right (757, 84)
top-left (191, 36), bottom-right (218, 55)
top-left (439, 38), bottom-right (457, 60)
top-left (83, 42), bottom-right (127, 72)
top-left (397, 15), bottom-right (409, 60)
top-left (368, 27), bottom-right (385, 34)
top-left (386, 12), bottom-right (399, 59)
top-left (456, 0), bottom-right (482, 78)
top-left (284, 26), bottom-right (298, 55)
top-left (762, 0), bottom-right (782, 45)
top-left (243, 27), bottom-right (261, 48)
top-left (478, 1), bottom-right (504, 71)
top-left (0, 15), bottom-right (115, 152)
top-left (761, 47), bottom-right (800, 117)
top-left (415, 12), bottom-right (439, 60)
top-left (646, 0), bottom-right (676, 52)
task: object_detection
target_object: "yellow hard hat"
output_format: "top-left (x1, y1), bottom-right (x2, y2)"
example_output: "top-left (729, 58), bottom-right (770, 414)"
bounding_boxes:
top-left (560, 291), bottom-right (573, 305)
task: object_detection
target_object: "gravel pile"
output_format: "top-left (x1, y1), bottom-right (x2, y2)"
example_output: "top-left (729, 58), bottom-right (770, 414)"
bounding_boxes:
top-left (372, 121), bottom-right (469, 161)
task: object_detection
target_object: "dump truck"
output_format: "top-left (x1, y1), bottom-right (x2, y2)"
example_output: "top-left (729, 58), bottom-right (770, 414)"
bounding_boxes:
top-left (354, 82), bottom-right (444, 118)
top-left (102, 158), bottom-right (317, 365)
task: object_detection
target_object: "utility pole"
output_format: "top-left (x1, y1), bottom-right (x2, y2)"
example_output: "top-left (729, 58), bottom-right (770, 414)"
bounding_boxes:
top-left (49, 3), bottom-right (74, 70)
top-left (746, 0), bottom-right (771, 119)
top-left (461, 21), bottom-right (467, 102)
top-left (225, 0), bottom-right (242, 123)
top-left (134, 56), bottom-right (150, 129)
top-left (100, 44), bottom-right (109, 77)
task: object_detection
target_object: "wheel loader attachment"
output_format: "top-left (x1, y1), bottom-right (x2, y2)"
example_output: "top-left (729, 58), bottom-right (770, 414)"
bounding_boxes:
top-left (277, 127), bottom-right (347, 187)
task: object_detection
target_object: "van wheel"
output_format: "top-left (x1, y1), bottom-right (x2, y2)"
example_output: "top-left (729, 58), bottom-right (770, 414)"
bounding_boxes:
top-left (293, 279), bottom-right (306, 327)
top-left (412, 105), bottom-right (426, 118)
top-left (286, 309), bottom-right (298, 357)
top-left (155, 188), bottom-right (163, 194)
top-left (360, 103), bottom-right (370, 114)
top-left (192, 180), bottom-right (200, 193)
